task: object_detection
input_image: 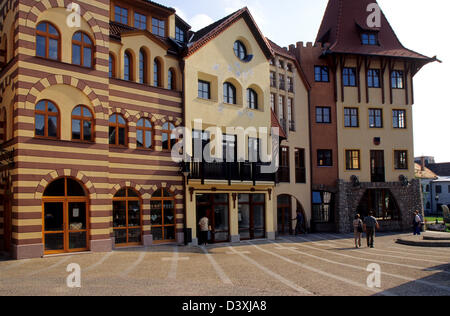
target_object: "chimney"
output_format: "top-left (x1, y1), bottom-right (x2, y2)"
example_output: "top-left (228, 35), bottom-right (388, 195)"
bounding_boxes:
top-left (421, 157), bottom-right (425, 172)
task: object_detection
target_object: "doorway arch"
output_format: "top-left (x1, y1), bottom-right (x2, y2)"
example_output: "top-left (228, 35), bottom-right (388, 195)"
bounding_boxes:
top-left (356, 189), bottom-right (401, 221)
top-left (42, 177), bottom-right (89, 254)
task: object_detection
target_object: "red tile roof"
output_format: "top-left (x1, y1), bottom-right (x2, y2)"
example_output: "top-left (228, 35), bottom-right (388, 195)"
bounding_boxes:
top-left (186, 7), bottom-right (274, 59)
top-left (271, 110), bottom-right (287, 139)
top-left (316, 0), bottom-right (437, 62)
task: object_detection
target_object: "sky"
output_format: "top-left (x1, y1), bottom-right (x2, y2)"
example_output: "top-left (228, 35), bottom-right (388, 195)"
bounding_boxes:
top-left (159, 0), bottom-right (450, 163)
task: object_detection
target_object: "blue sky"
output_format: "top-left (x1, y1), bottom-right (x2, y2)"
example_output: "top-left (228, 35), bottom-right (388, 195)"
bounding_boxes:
top-left (160, 0), bottom-right (450, 162)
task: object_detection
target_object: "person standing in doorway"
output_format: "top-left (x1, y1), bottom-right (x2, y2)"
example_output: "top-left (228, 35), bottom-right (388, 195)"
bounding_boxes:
top-left (293, 210), bottom-right (306, 235)
top-left (363, 211), bottom-right (380, 248)
top-left (198, 211), bottom-right (210, 246)
top-left (353, 214), bottom-right (363, 248)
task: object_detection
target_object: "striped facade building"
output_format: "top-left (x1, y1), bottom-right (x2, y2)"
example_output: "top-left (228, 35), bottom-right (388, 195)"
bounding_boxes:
top-left (0, 0), bottom-right (186, 259)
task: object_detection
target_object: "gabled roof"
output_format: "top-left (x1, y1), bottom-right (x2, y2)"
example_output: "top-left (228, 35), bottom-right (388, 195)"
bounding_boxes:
top-left (186, 7), bottom-right (274, 59)
top-left (316, 0), bottom-right (437, 62)
top-left (415, 163), bottom-right (438, 180)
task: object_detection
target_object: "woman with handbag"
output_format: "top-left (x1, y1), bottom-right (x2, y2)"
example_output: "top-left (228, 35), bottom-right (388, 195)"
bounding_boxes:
top-left (353, 214), bottom-right (363, 248)
top-left (198, 210), bottom-right (211, 246)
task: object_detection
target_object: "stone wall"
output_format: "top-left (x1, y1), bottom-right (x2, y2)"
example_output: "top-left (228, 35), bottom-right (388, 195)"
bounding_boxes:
top-left (336, 179), bottom-right (423, 233)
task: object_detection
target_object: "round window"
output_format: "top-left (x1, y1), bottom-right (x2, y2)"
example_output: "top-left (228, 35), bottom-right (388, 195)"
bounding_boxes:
top-left (234, 40), bottom-right (248, 61)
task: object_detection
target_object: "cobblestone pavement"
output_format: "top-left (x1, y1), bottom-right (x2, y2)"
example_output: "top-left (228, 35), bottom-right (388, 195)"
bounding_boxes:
top-left (0, 233), bottom-right (449, 296)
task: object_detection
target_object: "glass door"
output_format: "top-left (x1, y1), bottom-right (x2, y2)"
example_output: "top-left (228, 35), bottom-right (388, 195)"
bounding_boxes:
top-left (371, 150), bottom-right (385, 183)
top-left (68, 201), bottom-right (88, 250)
top-left (239, 194), bottom-right (266, 240)
top-left (277, 195), bottom-right (292, 235)
top-left (43, 202), bottom-right (65, 252)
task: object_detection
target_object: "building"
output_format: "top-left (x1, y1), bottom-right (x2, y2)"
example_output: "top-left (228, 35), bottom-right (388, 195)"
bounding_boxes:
top-left (290, 0), bottom-right (437, 232)
top-left (266, 39), bottom-right (312, 235)
top-left (182, 8), bottom-right (278, 244)
top-left (430, 177), bottom-right (450, 217)
top-left (415, 162), bottom-right (437, 216)
top-left (0, 0), bottom-right (187, 259)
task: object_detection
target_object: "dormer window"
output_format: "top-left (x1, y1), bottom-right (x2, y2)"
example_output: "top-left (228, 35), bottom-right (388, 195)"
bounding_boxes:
top-left (362, 33), bottom-right (378, 45)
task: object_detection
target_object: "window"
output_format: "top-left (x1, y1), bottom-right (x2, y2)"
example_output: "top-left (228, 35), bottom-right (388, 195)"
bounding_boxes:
top-left (344, 108), bottom-right (359, 127)
top-left (153, 59), bottom-right (161, 87)
top-left (317, 150), bottom-right (332, 167)
top-left (72, 32), bottom-right (93, 68)
top-left (114, 6), bottom-right (128, 25)
top-left (278, 146), bottom-right (290, 183)
top-left (316, 107), bottom-right (331, 124)
top-left (367, 69), bottom-right (380, 88)
top-left (35, 100), bottom-right (59, 138)
top-left (393, 110), bottom-right (406, 129)
top-left (278, 60), bottom-right (284, 69)
top-left (295, 148), bottom-right (306, 184)
top-left (124, 51), bottom-right (133, 81)
top-left (343, 67), bottom-right (357, 87)
top-left (391, 70), bottom-right (404, 89)
top-left (109, 114), bottom-right (127, 146)
top-left (315, 66), bottom-right (329, 82)
top-left (113, 188), bottom-right (142, 246)
top-left (151, 189), bottom-right (176, 242)
top-left (139, 49), bottom-right (148, 84)
top-left (248, 137), bottom-right (259, 163)
top-left (162, 122), bottom-right (176, 151)
top-left (287, 63), bottom-right (293, 72)
top-left (247, 88), bottom-right (258, 110)
top-left (394, 150), bottom-right (408, 170)
top-left (223, 82), bottom-right (236, 104)
top-left (36, 22), bottom-right (60, 60)
top-left (362, 33), bottom-right (378, 45)
top-left (436, 185), bottom-right (442, 194)
top-left (175, 26), bottom-right (185, 42)
top-left (152, 18), bottom-right (165, 37)
top-left (72, 105), bottom-right (93, 142)
top-left (234, 41), bottom-right (247, 61)
top-left (198, 80), bottom-right (210, 100)
top-left (346, 150), bottom-right (360, 170)
top-left (136, 118), bottom-right (153, 149)
top-left (134, 12), bottom-right (147, 30)
top-left (279, 74), bottom-right (285, 90)
top-left (168, 69), bottom-right (175, 90)
top-left (287, 77), bottom-right (294, 93)
top-left (270, 93), bottom-right (275, 111)
top-left (278, 96), bottom-right (284, 121)
top-left (369, 109), bottom-right (383, 128)
top-left (312, 191), bottom-right (334, 223)
top-left (270, 72), bottom-right (276, 87)
top-left (109, 54), bottom-right (116, 78)
top-left (288, 98), bottom-right (295, 131)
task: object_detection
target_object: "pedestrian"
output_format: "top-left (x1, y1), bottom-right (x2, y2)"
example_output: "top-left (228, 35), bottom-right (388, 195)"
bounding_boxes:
top-left (198, 212), bottom-right (210, 246)
top-left (353, 214), bottom-right (363, 248)
top-left (363, 211), bottom-right (380, 248)
top-left (413, 210), bottom-right (422, 236)
top-left (293, 210), bottom-right (306, 235)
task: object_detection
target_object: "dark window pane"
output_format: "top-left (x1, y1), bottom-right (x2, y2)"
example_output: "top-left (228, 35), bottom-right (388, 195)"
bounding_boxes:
top-left (72, 119), bottom-right (81, 139)
top-left (49, 39), bottom-right (58, 60)
top-left (118, 127), bottom-right (125, 145)
top-left (83, 47), bottom-right (92, 68)
top-left (36, 35), bottom-right (46, 57)
top-left (72, 44), bottom-right (81, 65)
top-left (44, 202), bottom-right (64, 231)
top-left (48, 116), bottom-right (58, 137)
top-left (67, 179), bottom-right (86, 196)
top-left (45, 233), bottom-right (64, 251)
top-left (35, 114), bottom-right (45, 136)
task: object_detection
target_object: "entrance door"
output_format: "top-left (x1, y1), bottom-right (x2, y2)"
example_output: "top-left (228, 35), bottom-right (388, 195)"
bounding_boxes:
top-left (277, 195), bottom-right (292, 235)
top-left (238, 194), bottom-right (266, 240)
top-left (370, 150), bottom-right (385, 183)
top-left (43, 178), bottom-right (89, 254)
top-left (196, 194), bottom-right (230, 243)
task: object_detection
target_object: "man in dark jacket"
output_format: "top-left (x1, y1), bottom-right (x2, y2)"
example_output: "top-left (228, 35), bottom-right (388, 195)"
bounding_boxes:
top-left (363, 211), bottom-right (380, 248)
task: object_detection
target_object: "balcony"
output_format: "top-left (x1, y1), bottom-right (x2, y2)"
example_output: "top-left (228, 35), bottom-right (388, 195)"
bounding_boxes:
top-left (189, 161), bottom-right (275, 184)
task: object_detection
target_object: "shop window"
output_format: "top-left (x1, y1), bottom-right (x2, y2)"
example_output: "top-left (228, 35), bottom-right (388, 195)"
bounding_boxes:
top-left (113, 188), bottom-right (142, 246)
top-left (150, 188), bottom-right (176, 242)
top-left (312, 191), bottom-right (334, 223)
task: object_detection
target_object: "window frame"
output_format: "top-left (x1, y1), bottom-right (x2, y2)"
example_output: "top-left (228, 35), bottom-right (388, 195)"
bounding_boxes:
top-left (198, 80), bottom-right (211, 100)
top-left (367, 69), bottom-right (381, 88)
top-left (233, 40), bottom-right (247, 61)
top-left (391, 70), bottom-right (405, 89)
top-left (134, 12), bottom-right (147, 30)
top-left (342, 67), bottom-right (357, 87)
top-left (168, 68), bottom-right (176, 91)
top-left (317, 149), bottom-right (333, 167)
top-left (153, 58), bottom-right (162, 87)
top-left (152, 17), bottom-right (166, 37)
top-left (71, 105), bottom-right (94, 142)
top-left (394, 150), bottom-right (409, 170)
top-left (344, 107), bottom-right (359, 128)
top-left (295, 148), bottom-right (306, 184)
top-left (109, 114), bottom-right (128, 147)
top-left (71, 31), bottom-right (94, 69)
top-left (393, 109), bottom-right (407, 129)
top-left (369, 108), bottom-right (383, 128)
top-left (114, 5), bottom-right (129, 25)
top-left (247, 88), bottom-right (258, 110)
top-left (314, 66), bottom-right (329, 82)
top-left (109, 53), bottom-right (116, 78)
top-left (345, 150), bottom-right (361, 171)
top-left (223, 82), bottom-right (237, 105)
top-left (113, 188), bottom-right (143, 246)
top-left (35, 99), bottom-right (60, 139)
top-left (124, 50), bottom-right (133, 81)
top-left (136, 118), bottom-right (153, 150)
top-left (36, 21), bottom-right (61, 61)
top-left (139, 49), bottom-right (148, 84)
top-left (161, 122), bottom-right (176, 151)
top-left (316, 106), bottom-right (332, 124)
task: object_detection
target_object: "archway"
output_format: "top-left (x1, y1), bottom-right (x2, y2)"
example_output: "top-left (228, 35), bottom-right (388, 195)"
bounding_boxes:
top-left (42, 177), bottom-right (89, 254)
top-left (356, 189), bottom-right (401, 221)
top-left (277, 195), bottom-right (307, 235)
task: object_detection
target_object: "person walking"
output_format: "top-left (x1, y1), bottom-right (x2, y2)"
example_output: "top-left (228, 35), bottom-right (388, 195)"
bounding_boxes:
top-left (353, 214), bottom-right (363, 248)
top-left (413, 210), bottom-right (422, 236)
top-left (363, 211), bottom-right (380, 248)
top-left (293, 210), bottom-right (306, 235)
top-left (198, 212), bottom-right (210, 246)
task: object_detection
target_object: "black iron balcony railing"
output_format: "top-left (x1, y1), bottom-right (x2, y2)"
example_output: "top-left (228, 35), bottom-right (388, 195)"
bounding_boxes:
top-left (189, 161), bottom-right (275, 184)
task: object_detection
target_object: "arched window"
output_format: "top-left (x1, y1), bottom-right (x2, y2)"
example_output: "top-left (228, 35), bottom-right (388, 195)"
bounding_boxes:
top-left (113, 188), bottom-right (142, 246)
top-left (139, 49), bottom-right (148, 84)
top-left (223, 82), bottom-right (236, 104)
top-left (136, 118), bottom-right (153, 149)
top-left (150, 188), bottom-right (176, 242)
top-left (109, 114), bottom-right (127, 146)
top-left (247, 88), bottom-right (258, 110)
top-left (124, 51), bottom-right (133, 81)
top-left (161, 122), bottom-right (176, 151)
top-left (72, 31), bottom-right (93, 68)
top-left (72, 105), bottom-right (94, 142)
top-left (35, 100), bottom-right (59, 138)
top-left (109, 54), bottom-right (116, 78)
top-left (43, 177), bottom-right (89, 254)
top-left (36, 22), bottom-right (60, 60)
top-left (168, 68), bottom-right (175, 90)
top-left (234, 40), bottom-right (247, 61)
top-left (153, 58), bottom-right (161, 87)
